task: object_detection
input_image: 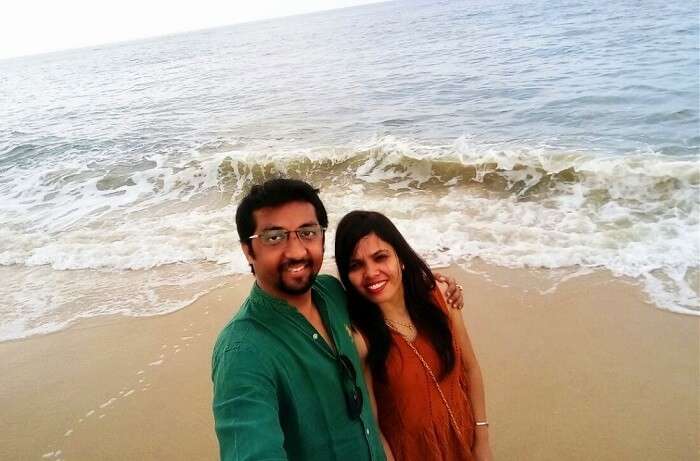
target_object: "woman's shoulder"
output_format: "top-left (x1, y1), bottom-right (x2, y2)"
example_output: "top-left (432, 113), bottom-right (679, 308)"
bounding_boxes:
top-left (433, 282), bottom-right (465, 332)
top-left (433, 281), bottom-right (450, 311)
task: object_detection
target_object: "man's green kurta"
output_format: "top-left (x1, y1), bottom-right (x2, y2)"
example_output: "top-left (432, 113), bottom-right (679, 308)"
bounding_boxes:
top-left (212, 274), bottom-right (386, 461)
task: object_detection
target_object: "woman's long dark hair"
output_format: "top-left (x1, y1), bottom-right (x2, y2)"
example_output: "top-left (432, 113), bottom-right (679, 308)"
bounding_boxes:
top-left (335, 210), bottom-right (455, 383)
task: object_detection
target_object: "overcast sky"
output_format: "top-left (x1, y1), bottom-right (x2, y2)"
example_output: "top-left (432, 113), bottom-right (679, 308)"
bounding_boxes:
top-left (1, 0), bottom-right (385, 60)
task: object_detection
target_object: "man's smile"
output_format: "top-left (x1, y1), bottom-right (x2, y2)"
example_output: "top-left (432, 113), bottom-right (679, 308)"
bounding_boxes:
top-left (280, 259), bottom-right (312, 274)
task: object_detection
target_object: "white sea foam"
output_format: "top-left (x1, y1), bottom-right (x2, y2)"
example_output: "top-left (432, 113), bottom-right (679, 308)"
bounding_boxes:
top-left (0, 262), bottom-right (232, 342)
top-left (0, 137), bottom-right (697, 342)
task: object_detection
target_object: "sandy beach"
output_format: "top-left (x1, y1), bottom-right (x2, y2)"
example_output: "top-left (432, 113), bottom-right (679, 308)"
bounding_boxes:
top-left (1, 263), bottom-right (697, 461)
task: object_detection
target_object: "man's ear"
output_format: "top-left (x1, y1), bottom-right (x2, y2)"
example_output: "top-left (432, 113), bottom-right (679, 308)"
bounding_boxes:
top-left (241, 242), bottom-right (256, 275)
top-left (241, 242), bottom-right (254, 263)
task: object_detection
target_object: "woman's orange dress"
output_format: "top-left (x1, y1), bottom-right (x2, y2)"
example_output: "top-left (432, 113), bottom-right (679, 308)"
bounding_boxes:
top-left (373, 291), bottom-right (475, 460)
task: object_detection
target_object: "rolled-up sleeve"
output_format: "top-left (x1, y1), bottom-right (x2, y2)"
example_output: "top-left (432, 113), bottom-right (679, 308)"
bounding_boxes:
top-left (212, 341), bottom-right (288, 461)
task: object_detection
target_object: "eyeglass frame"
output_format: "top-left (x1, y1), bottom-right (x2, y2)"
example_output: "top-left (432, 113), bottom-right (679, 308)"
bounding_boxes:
top-left (248, 224), bottom-right (326, 246)
top-left (337, 354), bottom-right (364, 420)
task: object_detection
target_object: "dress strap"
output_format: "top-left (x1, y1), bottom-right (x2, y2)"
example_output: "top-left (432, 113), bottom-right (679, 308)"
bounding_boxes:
top-left (400, 335), bottom-right (461, 436)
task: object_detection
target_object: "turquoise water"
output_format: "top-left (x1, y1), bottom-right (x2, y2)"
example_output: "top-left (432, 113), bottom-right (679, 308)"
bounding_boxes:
top-left (0, 0), bottom-right (698, 340)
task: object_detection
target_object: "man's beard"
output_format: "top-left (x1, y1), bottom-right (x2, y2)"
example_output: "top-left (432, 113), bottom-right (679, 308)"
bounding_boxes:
top-left (276, 258), bottom-right (317, 295)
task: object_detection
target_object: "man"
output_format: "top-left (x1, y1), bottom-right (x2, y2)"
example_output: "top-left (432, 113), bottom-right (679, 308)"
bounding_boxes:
top-left (212, 178), bottom-right (462, 461)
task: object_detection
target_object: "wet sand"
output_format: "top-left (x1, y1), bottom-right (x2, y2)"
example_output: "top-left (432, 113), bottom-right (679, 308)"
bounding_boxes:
top-left (1, 264), bottom-right (697, 460)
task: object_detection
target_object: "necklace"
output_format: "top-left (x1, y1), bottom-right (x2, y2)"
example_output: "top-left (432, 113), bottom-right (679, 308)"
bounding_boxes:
top-left (384, 320), bottom-right (418, 342)
top-left (384, 318), bottom-right (415, 330)
top-left (401, 337), bottom-right (461, 436)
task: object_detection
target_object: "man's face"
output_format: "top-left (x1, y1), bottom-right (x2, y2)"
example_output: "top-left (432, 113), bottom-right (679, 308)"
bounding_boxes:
top-left (242, 201), bottom-right (324, 299)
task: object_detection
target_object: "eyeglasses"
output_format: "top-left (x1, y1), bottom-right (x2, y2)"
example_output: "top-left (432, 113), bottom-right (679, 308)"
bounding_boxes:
top-left (249, 225), bottom-right (325, 246)
top-left (337, 354), bottom-right (363, 420)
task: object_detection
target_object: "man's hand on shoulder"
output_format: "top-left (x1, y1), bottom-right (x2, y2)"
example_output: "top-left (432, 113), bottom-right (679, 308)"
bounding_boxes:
top-left (433, 272), bottom-right (464, 310)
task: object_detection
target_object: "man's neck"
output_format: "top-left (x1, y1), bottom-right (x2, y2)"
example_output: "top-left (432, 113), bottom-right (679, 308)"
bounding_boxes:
top-left (284, 292), bottom-right (315, 313)
top-left (256, 279), bottom-right (334, 351)
top-left (256, 281), bottom-right (314, 312)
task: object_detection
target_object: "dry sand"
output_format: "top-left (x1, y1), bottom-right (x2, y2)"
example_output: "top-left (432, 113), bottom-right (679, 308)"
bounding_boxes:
top-left (1, 263), bottom-right (697, 460)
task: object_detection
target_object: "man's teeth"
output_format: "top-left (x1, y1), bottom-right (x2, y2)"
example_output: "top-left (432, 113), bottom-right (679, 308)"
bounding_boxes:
top-left (287, 264), bottom-right (307, 273)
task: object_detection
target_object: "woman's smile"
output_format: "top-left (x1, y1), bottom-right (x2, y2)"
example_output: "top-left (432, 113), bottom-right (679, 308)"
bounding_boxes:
top-left (365, 279), bottom-right (388, 294)
top-left (348, 233), bottom-right (404, 307)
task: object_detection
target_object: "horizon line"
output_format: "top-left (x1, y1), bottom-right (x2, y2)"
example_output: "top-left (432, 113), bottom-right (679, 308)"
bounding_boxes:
top-left (0, 0), bottom-right (389, 63)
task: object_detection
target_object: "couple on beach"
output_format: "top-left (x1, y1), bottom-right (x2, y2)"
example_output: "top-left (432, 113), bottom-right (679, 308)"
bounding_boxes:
top-left (212, 178), bottom-right (493, 461)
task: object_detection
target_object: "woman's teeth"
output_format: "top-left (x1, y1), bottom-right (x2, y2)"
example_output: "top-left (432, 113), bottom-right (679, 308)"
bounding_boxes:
top-left (367, 281), bottom-right (387, 291)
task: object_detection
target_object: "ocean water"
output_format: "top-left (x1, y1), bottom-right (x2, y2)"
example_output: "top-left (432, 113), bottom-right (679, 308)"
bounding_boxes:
top-left (1, 0), bottom-right (698, 341)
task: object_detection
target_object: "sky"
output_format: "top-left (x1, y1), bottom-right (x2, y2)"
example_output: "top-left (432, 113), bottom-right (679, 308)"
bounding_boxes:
top-left (1, 0), bottom-right (385, 60)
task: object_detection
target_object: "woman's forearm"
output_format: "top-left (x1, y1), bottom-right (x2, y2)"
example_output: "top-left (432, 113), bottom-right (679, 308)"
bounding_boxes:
top-left (466, 362), bottom-right (489, 442)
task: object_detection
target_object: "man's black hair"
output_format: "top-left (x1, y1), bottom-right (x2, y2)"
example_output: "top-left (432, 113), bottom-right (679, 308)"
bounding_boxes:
top-left (235, 178), bottom-right (329, 249)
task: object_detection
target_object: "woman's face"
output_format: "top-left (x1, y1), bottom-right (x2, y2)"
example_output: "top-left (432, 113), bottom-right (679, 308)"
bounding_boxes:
top-left (347, 233), bottom-right (404, 307)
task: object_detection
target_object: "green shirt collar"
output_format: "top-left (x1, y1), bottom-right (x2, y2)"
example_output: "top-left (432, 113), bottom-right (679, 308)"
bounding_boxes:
top-left (248, 280), bottom-right (328, 316)
top-left (247, 279), bottom-right (340, 358)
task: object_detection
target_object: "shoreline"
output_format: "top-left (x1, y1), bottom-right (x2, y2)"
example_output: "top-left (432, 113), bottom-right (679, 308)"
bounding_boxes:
top-left (1, 264), bottom-right (698, 460)
top-left (1, 262), bottom-right (696, 347)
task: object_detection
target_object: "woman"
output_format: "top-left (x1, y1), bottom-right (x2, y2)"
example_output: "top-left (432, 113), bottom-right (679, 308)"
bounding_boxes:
top-left (335, 211), bottom-right (493, 461)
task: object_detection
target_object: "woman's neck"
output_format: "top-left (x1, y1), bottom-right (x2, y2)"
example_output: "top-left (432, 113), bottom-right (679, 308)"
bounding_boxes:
top-left (378, 296), bottom-right (409, 321)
